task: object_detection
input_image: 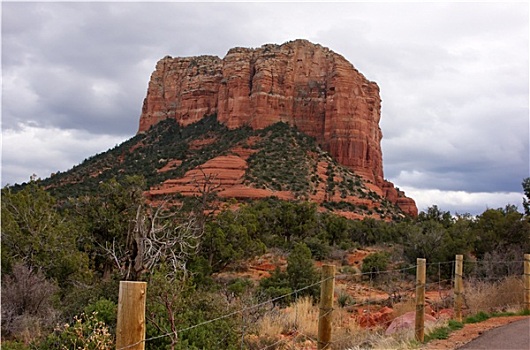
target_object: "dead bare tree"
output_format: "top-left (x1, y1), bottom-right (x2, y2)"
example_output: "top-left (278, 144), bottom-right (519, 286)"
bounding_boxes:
top-left (100, 168), bottom-right (222, 280)
top-left (101, 202), bottom-right (203, 280)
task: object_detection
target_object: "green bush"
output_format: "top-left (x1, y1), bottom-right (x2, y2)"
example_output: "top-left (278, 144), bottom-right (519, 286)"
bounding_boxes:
top-left (286, 243), bottom-right (320, 299)
top-left (520, 309), bottom-right (530, 316)
top-left (145, 269), bottom-right (240, 350)
top-left (303, 236), bottom-right (331, 260)
top-left (424, 326), bottom-right (450, 341)
top-left (227, 278), bottom-right (254, 297)
top-left (424, 320), bottom-right (462, 342)
top-left (258, 267), bottom-right (292, 306)
top-left (257, 242), bottom-right (323, 303)
top-left (361, 251), bottom-right (390, 280)
top-left (83, 298), bottom-right (117, 331)
top-left (448, 319), bottom-right (464, 330)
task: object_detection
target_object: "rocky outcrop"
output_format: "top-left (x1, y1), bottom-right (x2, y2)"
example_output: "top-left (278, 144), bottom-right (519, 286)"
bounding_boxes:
top-left (139, 39), bottom-right (417, 216)
top-left (138, 55), bottom-right (223, 131)
top-left (382, 180), bottom-right (418, 217)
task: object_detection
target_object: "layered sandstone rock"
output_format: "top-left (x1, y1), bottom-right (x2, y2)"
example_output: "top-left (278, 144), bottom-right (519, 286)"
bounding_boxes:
top-left (382, 180), bottom-right (418, 217)
top-left (139, 55), bottom-right (223, 131)
top-left (139, 39), bottom-right (417, 216)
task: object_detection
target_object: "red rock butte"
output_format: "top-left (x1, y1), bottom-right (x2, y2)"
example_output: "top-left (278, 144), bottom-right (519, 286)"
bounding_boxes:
top-left (138, 39), bottom-right (417, 216)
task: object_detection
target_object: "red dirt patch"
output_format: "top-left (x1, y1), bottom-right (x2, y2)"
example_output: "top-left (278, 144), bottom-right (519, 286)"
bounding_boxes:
top-left (230, 146), bottom-right (258, 160)
top-left (149, 155), bottom-right (247, 196)
top-left (188, 136), bottom-right (217, 150)
top-left (344, 249), bottom-right (373, 266)
top-left (157, 159), bottom-right (183, 173)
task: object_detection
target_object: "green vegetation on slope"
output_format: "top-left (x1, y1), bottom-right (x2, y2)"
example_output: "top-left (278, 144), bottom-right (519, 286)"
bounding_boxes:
top-left (35, 115), bottom-right (252, 198)
top-left (245, 122), bottom-right (316, 198)
top-left (17, 114), bottom-right (403, 219)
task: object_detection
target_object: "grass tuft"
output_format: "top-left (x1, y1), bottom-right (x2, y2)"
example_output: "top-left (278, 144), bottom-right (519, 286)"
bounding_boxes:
top-left (464, 311), bottom-right (490, 323)
top-left (447, 319), bottom-right (464, 330)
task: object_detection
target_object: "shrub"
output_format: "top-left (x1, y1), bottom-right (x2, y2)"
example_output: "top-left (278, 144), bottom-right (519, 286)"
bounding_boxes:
top-left (36, 312), bottom-right (113, 350)
top-left (1, 263), bottom-right (59, 343)
top-left (361, 252), bottom-right (390, 280)
top-left (1, 341), bottom-right (29, 350)
top-left (424, 326), bottom-right (450, 341)
top-left (83, 298), bottom-right (117, 332)
top-left (469, 246), bottom-right (525, 279)
top-left (258, 267), bottom-right (292, 306)
top-left (146, 270), bottom-right (240, 350)
top-left (303, 236), bottom-right (331, 260)
top-left (227, 278), bottom-right (254, 298)
top-left (286, 243), bottom-right (320, 299)
top-left (448, 319), bottom-right (464, 330)
top-left (424, 319), bottom-right (463, 343)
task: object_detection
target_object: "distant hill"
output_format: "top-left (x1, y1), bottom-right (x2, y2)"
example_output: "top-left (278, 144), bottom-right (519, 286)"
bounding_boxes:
top-left (38, 114), bottom-right (411, 220)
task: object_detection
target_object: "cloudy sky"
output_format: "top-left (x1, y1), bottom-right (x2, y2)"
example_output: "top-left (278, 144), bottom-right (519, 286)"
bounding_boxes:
top-left (2, 2), bottom-right (529, 215)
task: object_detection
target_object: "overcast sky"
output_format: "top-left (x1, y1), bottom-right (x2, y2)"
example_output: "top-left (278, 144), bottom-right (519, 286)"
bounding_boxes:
top-left (2, 2), bottom-right (529, 215)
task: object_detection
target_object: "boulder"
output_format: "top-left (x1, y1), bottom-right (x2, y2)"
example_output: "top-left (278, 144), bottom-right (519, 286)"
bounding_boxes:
top-left (385, 311), bottom-right (437, 335)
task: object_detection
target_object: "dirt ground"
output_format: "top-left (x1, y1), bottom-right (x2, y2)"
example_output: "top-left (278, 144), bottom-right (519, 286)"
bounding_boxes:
top-left (422, 315), bottom-right (530, 350)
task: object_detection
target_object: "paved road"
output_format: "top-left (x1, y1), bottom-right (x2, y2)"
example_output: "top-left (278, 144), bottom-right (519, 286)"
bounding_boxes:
top-left (458, 318), bottom-right (530, 350)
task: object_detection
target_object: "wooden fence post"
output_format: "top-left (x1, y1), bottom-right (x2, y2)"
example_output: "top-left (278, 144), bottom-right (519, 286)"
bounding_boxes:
top-left (318, 264), bottom-right (335, 350)
top-left (415, 258), bottom-right (426, 343)
top-left (454, 255), bottom-right (464, 322)
top-left (523, 254), bottom-right (530, 311)
top-left (116, 281), bottom-right (147, 350)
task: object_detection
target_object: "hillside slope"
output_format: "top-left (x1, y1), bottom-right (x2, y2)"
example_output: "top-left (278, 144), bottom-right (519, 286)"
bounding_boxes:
top-left (40, 115), bottom-right (413, 219)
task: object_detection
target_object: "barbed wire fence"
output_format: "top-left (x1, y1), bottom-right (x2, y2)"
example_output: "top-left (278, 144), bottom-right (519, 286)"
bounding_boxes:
top-left (115, 254), bottom-right (530, 350)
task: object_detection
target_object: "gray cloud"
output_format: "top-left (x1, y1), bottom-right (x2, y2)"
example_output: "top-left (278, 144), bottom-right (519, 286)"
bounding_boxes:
top-left (2, 2), bottom-right (528, 214)
top-left (2, 124), bottom-right (126, 186)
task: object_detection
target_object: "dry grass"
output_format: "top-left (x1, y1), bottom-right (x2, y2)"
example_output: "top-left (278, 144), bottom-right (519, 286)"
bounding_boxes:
top-left (283, 296), bottom-right (319, 338)
top-left (251, 297), bottom-right (422, 349)
top-left (392, 298), bottom-right (416, 318)
top-left (253, 311), bottom-right (285, 338)
top-left (343, 318), bottom-right (452, 350)
top-left (339, 327), bottom-right (419, 350)
top-left (464, 276), bottom-right (524, 314)
top-left (247, 275), bottom-right (526, 349)
top-left (249, 296), bottom-right (319, 348)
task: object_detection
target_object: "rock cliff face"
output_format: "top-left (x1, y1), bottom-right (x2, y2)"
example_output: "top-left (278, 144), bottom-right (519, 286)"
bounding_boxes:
top-left (138, 40), bottom-right (417, 216)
